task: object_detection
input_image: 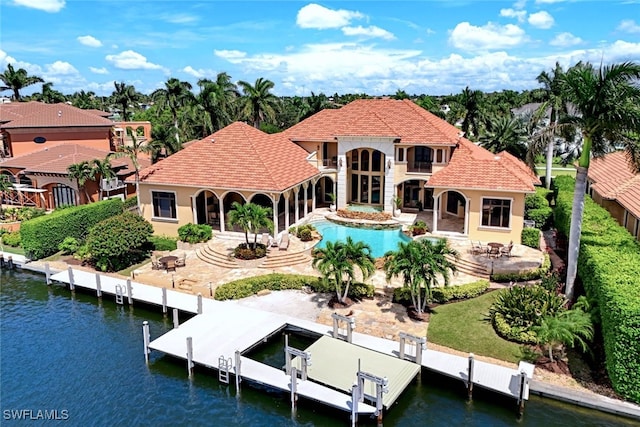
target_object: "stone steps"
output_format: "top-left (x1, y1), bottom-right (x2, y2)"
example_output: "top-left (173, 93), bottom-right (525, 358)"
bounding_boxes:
top-left (261, 250), bottom-right (311, 269)
top-left (447, 254), bottom-right (490, 280)
top-left (196, 241), bottom-right (238, 268)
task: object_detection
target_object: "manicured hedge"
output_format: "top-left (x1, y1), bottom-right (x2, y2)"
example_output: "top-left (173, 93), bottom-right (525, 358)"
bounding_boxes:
top-left (554, 177), bottom-right (640, 403)
top-left (149, 235), bottom-right (178, 251)
top-left (214, 274), bottom-right (322, 300)
top-left (521, 227), bottom-right (541, 249)
top-left (393, 280), bottom-right (489, 305)
top-left (491, 253), bottom-right (550, 282)
top-left (20, 198), bottom-right (123, 260)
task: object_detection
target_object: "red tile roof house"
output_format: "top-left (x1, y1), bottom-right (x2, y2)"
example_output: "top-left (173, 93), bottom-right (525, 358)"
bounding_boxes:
top-left (587, 151), bottom-right (640, 240)
top-left (0, 102), bottom-right (150, 209)
top-left (137, 99), bottom-right (540, 245)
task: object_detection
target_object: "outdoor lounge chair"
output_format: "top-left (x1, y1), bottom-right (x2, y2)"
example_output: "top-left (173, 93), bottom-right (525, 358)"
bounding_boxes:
top-left (261, 233), bottom-right (270, 246)
top-left (470, 241), bottom-right (484, 255)
top-left (279, 232), bottom-right (289, 250)
top-left (500, 241), bottom-right (514, 257)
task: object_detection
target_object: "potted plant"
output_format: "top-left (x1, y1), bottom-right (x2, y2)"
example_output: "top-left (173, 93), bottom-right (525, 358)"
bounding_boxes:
top-left (410, 220), bottom-right (428, 236)
top-left (328, 193), bottom-right (336, 212)
top-left (393, 196), bottom-right (402, 217)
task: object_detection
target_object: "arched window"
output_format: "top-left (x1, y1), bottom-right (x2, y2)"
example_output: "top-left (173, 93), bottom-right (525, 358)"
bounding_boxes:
top-left (351, 150), bottom-right (359, 170)
top-left (361, 150), bottom-right (370, 171)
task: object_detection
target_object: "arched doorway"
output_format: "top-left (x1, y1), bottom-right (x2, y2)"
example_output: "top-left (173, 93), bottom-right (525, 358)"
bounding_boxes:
top-left (434, 190), bottom-right (467, 235)
top-left (250, 193), bottom-right (275, 234)
top-left (223, 191), bottom-right (246, 232)
top-left (48, 183), bottom-right (77, 208)
top-left (396, 180), bottom-right (433, 210)
top-left (316, 176), bottom-right (334, 207)
top-left (346, 148), bottom-right (385, 207)
top-left (194, 190), bottom-right (221, 230)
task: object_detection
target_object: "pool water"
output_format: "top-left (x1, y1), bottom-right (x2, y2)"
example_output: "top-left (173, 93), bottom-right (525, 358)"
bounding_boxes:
top-left (313, 220), bottom-right (411, 258)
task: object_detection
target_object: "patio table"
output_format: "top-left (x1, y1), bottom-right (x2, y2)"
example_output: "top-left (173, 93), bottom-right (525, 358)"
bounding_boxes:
top-left (159, 255), bottom-right (178, 272)
top-left (487, 242), bottom-right (503, 258)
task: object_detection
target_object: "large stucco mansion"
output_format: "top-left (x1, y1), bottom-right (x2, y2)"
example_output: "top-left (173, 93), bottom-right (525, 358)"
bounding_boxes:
top-left (137, 99), bottom-right (540, 244)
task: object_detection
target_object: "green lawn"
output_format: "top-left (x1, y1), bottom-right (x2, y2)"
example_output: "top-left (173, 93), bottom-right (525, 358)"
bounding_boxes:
top-left (118, 259), bottom-right (152, 277)
top-left (0, 245), bottom-right (25, 256)
top-left (535, 165), bottom-right (576, 178)
top-left (428, 290), bottom-right (523, 364)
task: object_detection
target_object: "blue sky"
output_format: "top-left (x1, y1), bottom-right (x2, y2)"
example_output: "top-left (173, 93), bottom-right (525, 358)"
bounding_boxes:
top-left (1, 0), bottom-right (639, 97)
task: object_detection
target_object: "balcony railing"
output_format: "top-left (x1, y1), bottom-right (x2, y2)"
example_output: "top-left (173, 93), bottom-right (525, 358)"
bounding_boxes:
top-left (321, 157), bottom-right (338, 168)
top-left (407, 161), bottom-right (433, 173)
top-left (101, 178), bottom-right (126, 191)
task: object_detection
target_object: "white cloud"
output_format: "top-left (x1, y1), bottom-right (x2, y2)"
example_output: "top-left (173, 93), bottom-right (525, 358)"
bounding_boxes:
top-left (77, 35), bottom-right (102, 48)
top-left (535, 0), bottom-right (565, 3)
top-left (105, 50), bottom-right (163, 70)
top-left (514, 0), bottom-right (527, 9)
top-left (449, 22), bottom-right (527, 51)
top-left (296, 3), bottom-right (364, 30)
top-left (550, 32), bottom-right (583, 47)
top-left (12, 0), bottom-right (64, 13)
top-left (214, 50), bottom-right (247, 62)
top-left (182, 66), bottom-right (216, 79)
top-left (342, 25), bottom-right (395, 40)
top-left (500, 8), bottom-right (526, 23)
top-left (45, 60), bottom-right (77, 75)
top-left (161, 13), bottom-right (199, 24)
top-left (617, 19), bottom-right (640, 33)
top-left (89, 66), bottom-right (109, 74)
top-left (528, 11), bottom-right (554, 29)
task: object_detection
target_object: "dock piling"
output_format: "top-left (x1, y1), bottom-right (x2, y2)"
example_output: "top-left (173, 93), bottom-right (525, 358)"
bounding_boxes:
top-left (126, 279), bottom-right (133, 305)
top-left (45, 263), bottom-right (51, 285)
top-left (517, 370), bottom-right (528, 416)
top-left (95, 273), bottom-right (102, 298)
top-left (290, 366), bottom-right (298, 409)
top-left (172, 308), bottom-right (179, 328)
top-left (467, 353), bottom-right (475, 399)
top-left (162, 288), bottom-right (168, 314)
top-left (351, 384), bottom-right (359, 427)
top-left (186, 336), bottom-right (194, 378)
top-left (68, 266), bottom-right (75, 291)
top-left (234, 350), bottom-right (242, 391)
top-left (142, 321), bottom-right (150, 364)
top-left (7, 256), bottom-right (13, 269)
top-left (197, 293), bottom-right (203, 314)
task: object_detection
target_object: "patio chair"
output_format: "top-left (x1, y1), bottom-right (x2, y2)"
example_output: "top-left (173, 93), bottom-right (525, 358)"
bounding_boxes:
top-left (261, 233), bottom-right (270, 246)
top-left (174, 250), bottom-right (186, 267)
top-left (151, 255), bottom-right (162, 270)
top-left (470, 240), bottom-right (484, 255)
top-left (279, 232), bottom-right (289, 250)
top-left (500, 241), bottom-right (514, 258)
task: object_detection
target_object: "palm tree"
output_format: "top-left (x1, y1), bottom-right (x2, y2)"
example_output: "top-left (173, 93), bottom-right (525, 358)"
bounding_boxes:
top-left (340, 237), bottom-right (375, 302)
top-left (560, 61), bottom-right (640, 301)
top-left (147, 124), bottom-right (180, 162)
top-left (0, 64), bottom-right (44, 101)
top-left (67, 161), bottom-right (94, 204)
top-left (198, 73), bottom-right (239, 134)
top-left (480, 116), bottom-right (528, 159)
top-left (237, 77), bottom-right (278, 128)
top-left (90, 157), bottom-right (115, 200)
top-left (226, 201), bottom-right (252, 247)
top-left (312, 240), bottom-right (354, 304)
top-left (37, 82), bottom-right (66, 104)
top-left (0, 174), bottom-right (13, 218)
top-left (112, 81), bottom-right (139, 121)
top-left (247, 203), bottom-right (274, 248)
top-left (460, 86), bottom-right (484, 139)
top-left (71, 90), bottom-right (98, 109)
top-left (533, 307), bottom-right (593, 362)
top-left (108, 128), bottom-right (150, 213)
top-left (151, 78), bottom-right (195, 145)
top-left (533, 63), bottom-right (570, 189)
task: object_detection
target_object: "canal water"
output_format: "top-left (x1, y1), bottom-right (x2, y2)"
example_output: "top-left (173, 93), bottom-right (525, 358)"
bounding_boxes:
top-left (1, 269), bottom-right (634, 426)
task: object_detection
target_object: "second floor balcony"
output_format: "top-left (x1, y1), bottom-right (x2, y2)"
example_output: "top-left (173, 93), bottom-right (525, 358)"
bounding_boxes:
top-left (101, 178), bottom-right (126, 191)
top-left (321, 157), bottom-right (338, 168)
top-left (407, 161), bottom-right (433, 174)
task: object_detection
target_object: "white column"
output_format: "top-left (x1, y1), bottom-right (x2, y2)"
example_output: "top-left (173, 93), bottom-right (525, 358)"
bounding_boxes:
top-left (284, 193), bottom-right (290, 229)
top-left (219, 199), bottom-right (225, 232)
top-left (337, 155), bottom-right (347, 209)
top-left (311, 181), bottom-right (317, 212)
top-left (294, 188), bottom-right (300, 224)
top-left (273, 194), bottom-right (279, 237)
top-left (303, 182), bottom-right (309, 218)
top-left (432, 193), bottom-right (438, 233)
top-left (384, 156), bottom-right (395, 213)
top-left (191, 195), bottom-right (197, 223)
top-left (464, 197), bottom-right (470, 235)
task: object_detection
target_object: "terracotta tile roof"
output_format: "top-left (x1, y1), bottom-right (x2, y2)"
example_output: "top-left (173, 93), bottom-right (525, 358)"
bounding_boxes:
top-left (0, 143), bottom-right (147, 176)
top-left (427, 138), bottom-right (539, 192)
top-left (137, 122), bottom-right (320, 192)
top-left (0, 102), bottom-right (113, 128)
top-left (282, 99), bottom-right (460, 145)
top-left (588, 151), bottom-right (640, 219)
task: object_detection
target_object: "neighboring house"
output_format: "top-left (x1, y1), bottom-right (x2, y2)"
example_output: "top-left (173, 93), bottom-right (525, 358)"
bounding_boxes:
top-left (587, 151), bottom-right (640, 240)
top-left (138, 99), bottom-right (539, 244)
top-left (0, 101), bottom-right (151, 209)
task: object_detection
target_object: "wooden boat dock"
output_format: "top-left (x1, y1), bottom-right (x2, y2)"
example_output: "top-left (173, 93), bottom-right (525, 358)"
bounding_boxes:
top-left (49, 267), bottom-right (535, 421)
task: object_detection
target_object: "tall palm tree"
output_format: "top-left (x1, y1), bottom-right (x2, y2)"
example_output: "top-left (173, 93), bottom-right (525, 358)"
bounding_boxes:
top-left (112, 82), bottom-right (139, 121)
top-left (560, 61), bottom-right (640, 300)
top-left (37, 82), bottom-right (66, 104)
top-left (67, 161), bottom-right (94, 204)
top-left (108, 128), bottom-right (150, 214)
top-left (535, 63), bottom-right (570, 189)
top-left (198, 73), bottom-right (239, 134)
top-left (340, 237), bottom-right (375, 302)
top-left (147, 124), bottom-right (180, 162)
top-left (480, 116), bottom-right (528, 159)
top-left (237, 77), bottom-right (278, 128)
top-left (0, 64), bottom-right (44, 101)
top-left (312, 240), bottom-right (354, 304)
top-left (71, 90), bottom-right (98, 109)
top-left (227, 201), bottom-right (252, 247)
top-left (90, 157), bottom-right (115, 200)
top-left (0, 174), bottom-right (13, 218)
top-left (247, 203), bottom-right (274, 248)
top-left (151, 78), bottom-right (195, 145)
top-left (459, 86), bottom-right (484, 139)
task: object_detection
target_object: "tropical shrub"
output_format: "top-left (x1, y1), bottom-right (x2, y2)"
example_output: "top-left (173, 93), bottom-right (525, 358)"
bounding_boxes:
top-left (555, 176), bottom-right (640, 402)
top-left (58, 237), bottom-right (79, 255)
top-left (290, 224), bottom-right (316, 241)
top-left (177, 223), bottom-right (212, 243)
top-left (525, 192), bottom-right (548, 210)
top-left (20, 198), bottom-right (123, 260)
top-left (233, 243), bottom-right (267, 260)
top-left (410, 220), bottom-right (428, 236)
top-left (149, 235), bottom-right (178, 251)
top-left (1, 207), bottom-right (46, 222)
top-left (521, 227), bottom-right (541, 249)
top-left (86, 212), bottom-right (153, 272)
top-left (393, 280), bottom-right (489, 305)
top-left (214, 274), bottom-right (322, 300)
top-left (489, 284), bottom-right (565, 344)
top-left (526, 207), bottom-right (553, 229)
top-left (1, 231), bottom-right (21, 247)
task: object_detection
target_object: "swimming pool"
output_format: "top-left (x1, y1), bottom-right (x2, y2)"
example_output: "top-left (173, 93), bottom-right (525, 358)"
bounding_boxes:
top-left (312, 220), bottom-right (411, 258)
